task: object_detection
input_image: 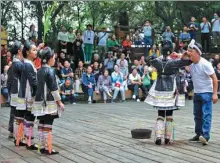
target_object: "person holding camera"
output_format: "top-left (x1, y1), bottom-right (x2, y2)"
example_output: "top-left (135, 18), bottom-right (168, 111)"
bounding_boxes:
top-left (83, 24), bottom-right (95, 64)
top-left (188, 17), bottom-right (199, 40)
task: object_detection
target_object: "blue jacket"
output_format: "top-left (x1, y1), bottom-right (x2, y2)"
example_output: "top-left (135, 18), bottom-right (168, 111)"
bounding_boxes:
top-left (82, 72), bottom-right (96, 87)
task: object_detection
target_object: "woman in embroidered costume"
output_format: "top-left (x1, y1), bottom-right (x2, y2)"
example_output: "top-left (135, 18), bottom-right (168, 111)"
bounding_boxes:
top-left (16, 40), bottom-right (44, 150)
top-left (33, 47), bottom-right (64, 155)
top-left (7, 41), bottom-right (25, 142)
top-left (145, 40), bottom-right (191, 145)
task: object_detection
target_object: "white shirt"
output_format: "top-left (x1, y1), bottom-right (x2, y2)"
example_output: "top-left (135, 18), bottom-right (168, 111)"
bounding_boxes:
top-left (128, 73), bottom-right (141, 85)
top-left (190, 57), bottom-right (214, 93)
top-left (83, 30), bottom-right (95, 44)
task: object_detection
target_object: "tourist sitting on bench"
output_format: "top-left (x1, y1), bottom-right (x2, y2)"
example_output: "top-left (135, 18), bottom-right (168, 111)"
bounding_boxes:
top-left (60, 78), bottom-right (76, 104)
top-left (111, 64), bottom-right (126, 103)
top-left (128, 67), bottom-right (147, 102)
top-left (96, 69), bottom-right (112, 103)
top-left (82, 66), bottom-right (96, 104)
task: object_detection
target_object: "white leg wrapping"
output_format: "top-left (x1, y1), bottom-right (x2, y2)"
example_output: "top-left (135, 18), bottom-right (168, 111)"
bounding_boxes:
top-left (155, 116), bottom-right (165, 140)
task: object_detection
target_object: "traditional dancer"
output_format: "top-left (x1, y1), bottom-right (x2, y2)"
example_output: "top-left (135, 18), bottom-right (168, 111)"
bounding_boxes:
top-left (32, 47), bottom-right (64, 155)
top-left (7, 41), bottom-right (24, 140)
top-left (145, 40), bottom-right (191, 145)
top-left (16, 40), bottom-right (42, 150)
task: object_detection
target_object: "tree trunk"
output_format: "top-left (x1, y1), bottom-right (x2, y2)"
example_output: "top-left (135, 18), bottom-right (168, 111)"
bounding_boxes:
top-left (21, 1), bottom-right (24, 39)
top-left (37, 2), bottom-right (43, 42)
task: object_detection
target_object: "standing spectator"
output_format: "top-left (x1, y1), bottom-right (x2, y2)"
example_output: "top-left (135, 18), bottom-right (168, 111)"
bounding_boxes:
top-left (67, 27), bottom-right (75, 59)
top-left (200, 17), bottom-right (211, 53)
top-left (1, 65), bottom-right (10, 105)
top-left (119, 60), bottom-right (129, 90)
top-left (188, 17), bottom-right (199, 40)
top-left (82, 66), bottom-right (96, 104)
top-left (104, 51), bottom-right (115, 74)
top-left (128, 68), bottom-right (147, 102)
top-left (74, 61), bottom-right (86, 94)
top-left (111, 64), bottom-right (126, 103)
top-left (179, 25), bottom-right (191, 44)
top-left (73, 32), bottom-right (84, 66)
top-left (142, 20), bottom-right (153, 56)
top-left (60, 78), bottom-right (76, 104)
top-left (97, 27), bottom-right (108, 61)
top-left (58, 26), bottom-right (68, 53)
top-left (96, 69), bottom-right (112, 103)
top-left (84, 24), bottom-right (95, 64)
top-left (162, 26), bottom-right (175, 49)
top-left (211, 13), bottom-right (220, 48)
top-left (60, 60), bottom-right (74, 84)
top-left (27, 24), bottom-right (37, 40)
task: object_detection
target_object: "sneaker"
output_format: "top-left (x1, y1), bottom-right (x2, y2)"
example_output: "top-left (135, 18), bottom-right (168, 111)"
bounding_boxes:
top-left (132, 95), bottom-right (136, 99)
top-left (88, 101), bottom-right (92, 104)
top-left (199, 136), bottom-right (208, 145)
top-left (72, 102), bottom-right (76, 105)
top-left (137, 99), bottom-right (140, 102)
top-left (189, 135), bottom-right (200, 141)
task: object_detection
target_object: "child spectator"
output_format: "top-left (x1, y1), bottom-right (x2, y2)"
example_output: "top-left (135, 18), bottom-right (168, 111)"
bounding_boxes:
top-left (74, 61), bottom-right (86, 94)
top-left (107, 34), bottom-right (120, 51)
top-left (60, 78), bottom-right (76, 104)
top-left (60, 60), bottom-right (74, 83)
top-left (96, 69), bottom-right (112, 103)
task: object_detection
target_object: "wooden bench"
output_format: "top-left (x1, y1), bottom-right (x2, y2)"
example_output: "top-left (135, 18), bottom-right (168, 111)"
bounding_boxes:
top-left (0, 94), bottom-right (6, 104)
top-left (93, 89), bottom-right (144, 101)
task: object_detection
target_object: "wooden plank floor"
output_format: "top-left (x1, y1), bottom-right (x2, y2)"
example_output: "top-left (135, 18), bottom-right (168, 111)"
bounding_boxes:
top-left (1, 100), bottom-right (220, 163)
